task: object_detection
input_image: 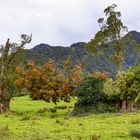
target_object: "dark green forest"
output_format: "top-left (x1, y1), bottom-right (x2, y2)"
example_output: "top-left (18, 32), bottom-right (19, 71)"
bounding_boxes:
top-left (23, 31), bottom-right (140, 77)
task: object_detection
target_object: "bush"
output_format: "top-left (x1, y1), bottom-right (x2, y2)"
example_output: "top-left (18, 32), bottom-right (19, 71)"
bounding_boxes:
top-left (73, 76), bottom-right (114, 114)
top-left (129, 129), bottom-right (140, 139)
top-left (75, 76), bottom-right (105, 106)
top-left (73, 103), bottom-right (117, 115)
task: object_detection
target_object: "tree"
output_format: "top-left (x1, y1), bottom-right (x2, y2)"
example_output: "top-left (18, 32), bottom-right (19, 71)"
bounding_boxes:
top-left (16, 59), bottom-right (62, 103)
top-left (16, 59), bottom-right (84, 104)
top-left (114, 66), bottom-right (140, 112)
top-left (61, 58), bottom-right (84, 102)
top-left (73, 71), bottom-right (112, 114)
top-left (87, 4), bottom-right (136, 75)
top-left (74, 75), bottom-right (110, 114)
top-left (103, 78), bottom-right (122, 110)
top-left (90, 71), bottom-right (109, 81)
top-left (103, 66), bottom-right (140, 112)
top-left (129, 65), bottom-right (140, 110)
top-left (115, 71), bottom-right (135, 112)
top-left (0, 34), bottom-right (32, 112)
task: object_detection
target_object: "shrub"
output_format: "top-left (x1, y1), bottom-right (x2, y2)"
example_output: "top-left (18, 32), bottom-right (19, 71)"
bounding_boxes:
top-left (75, 76), bottom-right (105, 106)
top-left (129, 129), bottom-right (140, 139)
top-left (73, 76), bottom-right (113, 113)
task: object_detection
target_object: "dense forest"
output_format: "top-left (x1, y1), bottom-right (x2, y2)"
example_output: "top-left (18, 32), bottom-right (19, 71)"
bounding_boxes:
top-left (24, 31), bottom-right (140, 77)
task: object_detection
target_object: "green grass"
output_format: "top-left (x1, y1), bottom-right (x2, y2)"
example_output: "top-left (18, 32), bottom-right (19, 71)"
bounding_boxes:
top-left (0, 96), bottom-right (139, 140)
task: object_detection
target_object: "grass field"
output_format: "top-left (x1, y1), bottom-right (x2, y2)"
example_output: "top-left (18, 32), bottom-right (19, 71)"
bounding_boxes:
top-left (0, 96), bottom-right (140, 140)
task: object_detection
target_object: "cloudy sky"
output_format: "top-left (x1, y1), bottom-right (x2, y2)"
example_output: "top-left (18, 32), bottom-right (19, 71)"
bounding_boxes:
top-left (0, 0), bottom-right (140, 48)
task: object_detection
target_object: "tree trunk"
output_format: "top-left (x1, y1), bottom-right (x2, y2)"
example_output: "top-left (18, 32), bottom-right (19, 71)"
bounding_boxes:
top-left (116, 62), bottom-right (122, 76)
top-left (0, 103), bottom-right (10, 113)
top-left (127, 101), bottom-right (134, 112)
top-left (121, 100), bottom-right (127, 112)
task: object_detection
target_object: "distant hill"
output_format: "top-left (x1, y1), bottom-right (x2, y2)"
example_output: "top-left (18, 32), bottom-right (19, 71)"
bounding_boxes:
top-left (23, 31), bottom-right (140, 77)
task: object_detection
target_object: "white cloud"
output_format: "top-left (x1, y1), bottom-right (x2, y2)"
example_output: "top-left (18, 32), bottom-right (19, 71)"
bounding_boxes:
top-left (0, 0), bottom-right (140, 48)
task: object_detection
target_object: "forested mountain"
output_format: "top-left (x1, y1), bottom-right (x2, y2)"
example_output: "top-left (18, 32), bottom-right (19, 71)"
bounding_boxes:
top-left (23, 31), bottom-right (140, 77)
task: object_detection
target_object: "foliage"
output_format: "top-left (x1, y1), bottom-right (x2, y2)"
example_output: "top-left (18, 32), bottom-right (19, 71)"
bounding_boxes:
top-left (106, 66), bottom-right (140, 112)
top-left (131, 65), bottom-right (140, 109)
top-left (86, 4), bottom-right (137, 75)
top-left (75, 76), bottom-right (105, 106)
top-left (0, 34), bottom-right (31, 112)
top-left (16, 59), bottom-right (84, 104)
top-left (129, 129), bottom-right (140, 139)
top-left (119, 66), bottom-right (140, 109)
top-left (103, 78), bottom-right (115, 97)
top-left (116, 71), bottom-right (135, 101)
top-left (90, 71), bottom-right (109, 81)
top-left (74, 74), bottom-right (116, 113)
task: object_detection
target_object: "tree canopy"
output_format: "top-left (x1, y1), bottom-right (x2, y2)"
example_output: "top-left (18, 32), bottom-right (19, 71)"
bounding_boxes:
top-left (87, 4), bottom-right (137, 75)
top-left (0, 34), bottom-right (32, 112)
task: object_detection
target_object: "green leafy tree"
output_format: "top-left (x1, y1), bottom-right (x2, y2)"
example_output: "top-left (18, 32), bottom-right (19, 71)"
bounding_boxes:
top-left (87, 4), bottom-right (136, 75)
top-left (103, 78), bottom-right (115, 97)
top-left (73, 73), bottom-right (115, 114)
top-left (104, 66), bottom-right (140, 112)
top-left (103, 78), bottom-right (121, 109)
top-left (0, 34), bottom-right (32, 112)
top-left (115, 71), bottom-right (135, 112)
top-left (130, 65), bottom-right (140, 110)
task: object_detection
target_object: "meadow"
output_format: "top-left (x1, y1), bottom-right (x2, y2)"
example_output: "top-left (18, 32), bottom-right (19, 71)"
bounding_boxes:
top-left (0, 96), bottom-right (139, 140)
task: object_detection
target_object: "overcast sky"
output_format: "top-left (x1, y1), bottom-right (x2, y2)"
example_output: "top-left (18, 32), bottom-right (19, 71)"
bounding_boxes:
top-left (0, 0), bottom-right (140, 48)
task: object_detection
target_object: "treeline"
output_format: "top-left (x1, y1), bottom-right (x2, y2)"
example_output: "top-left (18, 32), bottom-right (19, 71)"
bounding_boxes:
top-left (15, 58), bottom-right (140, 114)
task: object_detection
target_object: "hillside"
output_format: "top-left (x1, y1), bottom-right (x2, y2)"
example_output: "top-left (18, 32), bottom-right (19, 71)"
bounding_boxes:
top-left (23, 31), bottom-right (140, 77)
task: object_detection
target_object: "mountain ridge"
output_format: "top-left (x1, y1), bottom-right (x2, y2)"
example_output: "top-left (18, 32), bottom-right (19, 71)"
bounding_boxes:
top-left (23, 31), bottom-right (140, 77)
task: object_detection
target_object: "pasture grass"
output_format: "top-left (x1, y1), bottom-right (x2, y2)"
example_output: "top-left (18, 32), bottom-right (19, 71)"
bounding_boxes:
top-left (0, 96), bottom-right (139, 140)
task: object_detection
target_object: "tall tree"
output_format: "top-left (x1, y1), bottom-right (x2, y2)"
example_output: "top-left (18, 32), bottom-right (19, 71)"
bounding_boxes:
top-left (16, 59), bottom-right (84, 104)
top-left (103, 68), bottom-right (140, 112)
top-left (87, 4), bottom-right (135, 75)
top-left (0, 34), bottom-right (32, 112)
